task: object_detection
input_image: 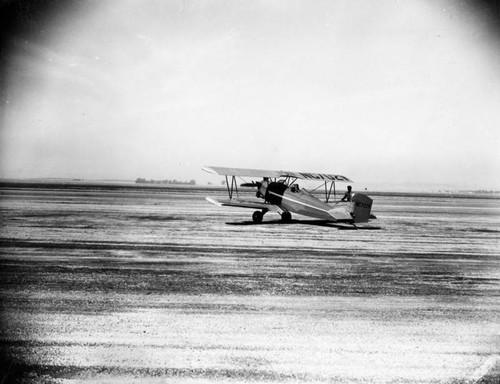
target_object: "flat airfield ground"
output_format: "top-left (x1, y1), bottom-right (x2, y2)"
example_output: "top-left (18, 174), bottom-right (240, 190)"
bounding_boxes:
top-left (0, 184), bottom-right (499, 383)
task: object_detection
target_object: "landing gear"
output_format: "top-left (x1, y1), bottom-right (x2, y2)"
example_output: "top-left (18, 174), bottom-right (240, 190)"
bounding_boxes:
top-left (252, 211), bottom-right (263, 223)
top-left (281, 211), bottom-right (292, 223)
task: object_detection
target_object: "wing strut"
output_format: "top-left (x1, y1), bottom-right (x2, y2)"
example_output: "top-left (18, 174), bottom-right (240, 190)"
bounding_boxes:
top-left (324, 181), bottom-right (336, 203)
top-left (225, 175), bottom-right (239, 199)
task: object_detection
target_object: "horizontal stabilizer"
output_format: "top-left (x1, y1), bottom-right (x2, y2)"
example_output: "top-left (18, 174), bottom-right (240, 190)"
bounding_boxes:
top-left (328, 206), bottom-right (353, 221)
top-left (328, 194), bottom-right (374, 223)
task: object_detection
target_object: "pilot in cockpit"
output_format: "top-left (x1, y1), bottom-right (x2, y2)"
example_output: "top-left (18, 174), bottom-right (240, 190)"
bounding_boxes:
top-left (290, 184), bottom-right (300, 193)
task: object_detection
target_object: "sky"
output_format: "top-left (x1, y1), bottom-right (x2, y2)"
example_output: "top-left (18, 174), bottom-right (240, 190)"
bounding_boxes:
top-left (1, 0), bottom-right (500, 191)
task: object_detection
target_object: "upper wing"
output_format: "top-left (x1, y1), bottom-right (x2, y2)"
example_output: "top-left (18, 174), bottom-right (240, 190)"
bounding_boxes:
top-left (202, 166), bottom-right (282, 178)
top-left (283, 171), bottom-right (352, 182)
top-left (206, 197), bottom-right (279, 211)
top-left (203, 166), bottom-right (352, 182)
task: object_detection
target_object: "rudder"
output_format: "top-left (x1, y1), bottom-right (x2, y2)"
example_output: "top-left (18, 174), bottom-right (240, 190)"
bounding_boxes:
top-left (350, 193), bottom-right (373, 223)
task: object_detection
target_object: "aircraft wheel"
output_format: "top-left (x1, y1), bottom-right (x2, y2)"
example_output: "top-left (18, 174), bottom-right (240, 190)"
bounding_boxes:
top-left (252, 211), bottom-right (263, 224)
top-left (281, 211), bottom-right (292, 222)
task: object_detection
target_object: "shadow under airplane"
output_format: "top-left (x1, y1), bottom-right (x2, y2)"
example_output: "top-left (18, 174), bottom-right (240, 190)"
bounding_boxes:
top-left (226, 219), bottom-right (382, 230)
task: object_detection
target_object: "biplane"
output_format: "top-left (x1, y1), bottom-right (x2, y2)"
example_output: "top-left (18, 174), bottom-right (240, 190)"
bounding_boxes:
top-left (203, 166), bottom-right (375, 226)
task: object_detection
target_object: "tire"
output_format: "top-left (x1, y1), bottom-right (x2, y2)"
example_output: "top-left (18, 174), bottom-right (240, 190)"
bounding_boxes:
top-left (281, 211), bottom-right (292, 222)
top-left (252, 211), bottom-right (263, 223)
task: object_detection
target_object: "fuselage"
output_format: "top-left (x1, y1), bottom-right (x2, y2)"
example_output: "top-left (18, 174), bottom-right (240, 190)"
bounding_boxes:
top-left (261, 181), bottom-right (344, 220)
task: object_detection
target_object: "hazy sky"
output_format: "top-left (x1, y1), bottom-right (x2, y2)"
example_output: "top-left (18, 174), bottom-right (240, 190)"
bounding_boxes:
top-left (1, 0), bottom-right (500, 190)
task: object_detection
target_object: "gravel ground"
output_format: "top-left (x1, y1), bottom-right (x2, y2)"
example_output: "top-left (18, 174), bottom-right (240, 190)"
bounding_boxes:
top-left (1, 184), bottom-right (499, 383)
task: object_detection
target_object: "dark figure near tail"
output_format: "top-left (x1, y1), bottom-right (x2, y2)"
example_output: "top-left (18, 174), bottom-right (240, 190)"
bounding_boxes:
top-left (341, 185), bottom-right (352, 202)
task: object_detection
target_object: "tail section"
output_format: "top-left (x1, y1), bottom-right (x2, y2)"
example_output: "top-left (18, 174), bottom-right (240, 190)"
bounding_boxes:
top-left (350, 193), bottom-right (373, 223)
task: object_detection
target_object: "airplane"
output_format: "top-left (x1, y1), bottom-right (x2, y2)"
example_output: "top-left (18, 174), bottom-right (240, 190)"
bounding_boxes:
top-left (202, 166), bottom-right (375, 227)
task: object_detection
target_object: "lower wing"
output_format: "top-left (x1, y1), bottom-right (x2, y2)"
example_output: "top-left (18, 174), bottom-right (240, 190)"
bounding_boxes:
top-left (206, 197), bottom-right (279, 211)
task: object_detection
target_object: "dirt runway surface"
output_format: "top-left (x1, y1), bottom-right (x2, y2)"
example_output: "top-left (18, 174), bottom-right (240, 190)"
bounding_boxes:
top-left (1, 184), bottom-right (499, 383)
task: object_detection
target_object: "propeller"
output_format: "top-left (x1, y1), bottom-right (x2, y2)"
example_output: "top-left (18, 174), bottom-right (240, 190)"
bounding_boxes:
top-left (240, 181), bottom-right (261, 188)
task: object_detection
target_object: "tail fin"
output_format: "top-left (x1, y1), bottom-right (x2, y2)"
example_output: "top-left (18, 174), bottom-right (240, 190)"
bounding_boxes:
top-left (350, 194), bottom-right (373, 223)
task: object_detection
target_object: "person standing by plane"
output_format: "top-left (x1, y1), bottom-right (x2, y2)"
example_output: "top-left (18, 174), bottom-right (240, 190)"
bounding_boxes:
top-left (341, 185), bottom-right (352, 202)
top-left (256, 177), bottom-right (269, 199)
